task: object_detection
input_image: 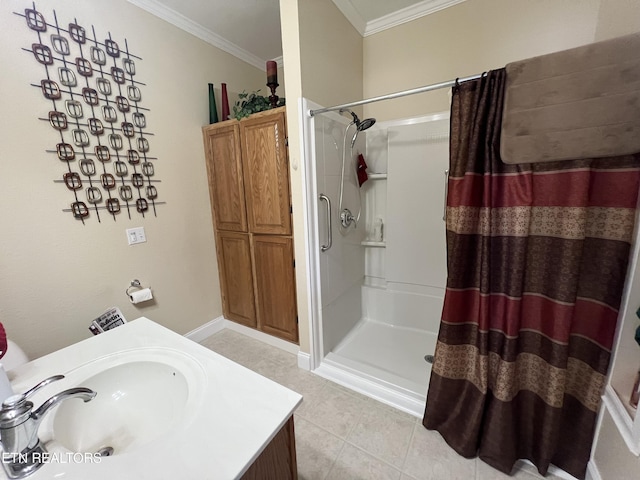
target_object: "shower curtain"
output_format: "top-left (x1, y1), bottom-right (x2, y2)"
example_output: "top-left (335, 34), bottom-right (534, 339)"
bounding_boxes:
top-left (423, 69), bottom-right (640, 479)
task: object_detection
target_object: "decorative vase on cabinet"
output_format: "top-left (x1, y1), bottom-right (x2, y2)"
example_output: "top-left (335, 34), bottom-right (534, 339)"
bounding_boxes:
top-left (202, 107), bottom-right (298, 344)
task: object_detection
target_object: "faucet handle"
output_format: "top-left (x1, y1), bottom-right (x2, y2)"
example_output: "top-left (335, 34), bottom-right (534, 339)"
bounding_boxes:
top-left (2, 375), bottom-right (65, 409)
top-left (0, 375), bottom-right (65, 430)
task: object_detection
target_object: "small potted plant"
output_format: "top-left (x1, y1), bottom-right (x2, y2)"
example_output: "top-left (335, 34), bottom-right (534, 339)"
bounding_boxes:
top-left (232, 90), bottom-right (285, 120)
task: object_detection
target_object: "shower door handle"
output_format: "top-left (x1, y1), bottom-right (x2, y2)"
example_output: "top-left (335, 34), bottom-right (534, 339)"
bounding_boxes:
top-left (443, 169), bottom-right (449, 222)
top-left (319, 194), bottom-right (332, 252)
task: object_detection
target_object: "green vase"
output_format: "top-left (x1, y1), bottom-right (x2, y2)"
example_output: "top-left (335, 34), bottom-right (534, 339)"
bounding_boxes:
top-left (208, 83), bottom-right (219, 124)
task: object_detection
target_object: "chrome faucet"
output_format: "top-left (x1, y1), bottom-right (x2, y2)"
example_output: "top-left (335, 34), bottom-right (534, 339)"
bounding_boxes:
top-left (0, 375), bottom-right (97, 479)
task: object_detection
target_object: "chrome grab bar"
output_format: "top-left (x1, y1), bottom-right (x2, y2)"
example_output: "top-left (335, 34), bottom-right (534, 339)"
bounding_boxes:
top-left (319, 194), bottom-right (332, 252)
top-left (443, 169), bottom-right (449, 222)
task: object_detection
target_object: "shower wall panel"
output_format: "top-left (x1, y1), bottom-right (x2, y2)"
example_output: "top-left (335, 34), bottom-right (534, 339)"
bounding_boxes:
top-left (386, 120), bottom-right (449, 290)
top-left (361, 115), bottom-right (450, 335)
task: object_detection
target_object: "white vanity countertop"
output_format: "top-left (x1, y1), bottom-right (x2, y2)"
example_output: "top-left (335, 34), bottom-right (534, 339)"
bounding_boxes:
top-left (3, 317), bottom-right (302, 479)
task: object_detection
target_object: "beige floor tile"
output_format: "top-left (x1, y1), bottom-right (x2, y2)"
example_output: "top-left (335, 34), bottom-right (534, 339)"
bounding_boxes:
top-left (476, 459), bottom-right (567, 480)
top-left (403, 425), bottom-right (476, 480)
top-left (204, 330), bottom-right (575, 480)
top-left (347, 401), bottom-right (416, 468)
top-left (301, 383), bottom-right (367, 438)
top-left (327, 443), bottom-right (402, 480)
top-left (199, 331), bottom-right (237, 355)
top-left (294, 416), bottom-right (344, 480)
top-left (476, 460), bottom-right (531, 479)
top-left (323, 381), bottom-right (376, 404)
top-left (242, 356), bottom-right (284, 378)
top-left (366, 397), bottom-right (421, 424)
top-left (202, 330), bottom-right (267, 366)
top-left (268, 362), bottom-right (328, 417)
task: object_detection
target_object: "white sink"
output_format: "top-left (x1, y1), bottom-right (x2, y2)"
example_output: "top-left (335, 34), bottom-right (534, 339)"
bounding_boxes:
top-left (41, 346), bottom-right (206, 457)
top-left (53, 360), bottom-right (189, 454)
top-left (4, 318), bottom-right (302, 480)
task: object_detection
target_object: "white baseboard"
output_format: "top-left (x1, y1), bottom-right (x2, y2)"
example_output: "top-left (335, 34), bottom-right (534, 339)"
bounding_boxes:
top-left (184, 316), bottom-right (225, 342)
top-left (217, 319), bottom-right (300, 355)
top-left (314, 359), bottom-right (425, 418)
top-left (297, 351), bottom-right (311, 370)
top-left (185, 317), bottom-right (301, 356)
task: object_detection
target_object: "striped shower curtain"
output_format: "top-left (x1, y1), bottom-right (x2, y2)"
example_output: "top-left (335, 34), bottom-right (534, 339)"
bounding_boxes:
top-left (423, 69), bottom-right (640, 479)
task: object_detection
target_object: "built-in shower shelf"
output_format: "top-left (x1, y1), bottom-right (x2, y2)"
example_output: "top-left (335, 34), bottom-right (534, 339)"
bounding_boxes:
top-left (361, 241), bottom-right (386, 247)
top-left (368, 173), bottom-right (388, 180)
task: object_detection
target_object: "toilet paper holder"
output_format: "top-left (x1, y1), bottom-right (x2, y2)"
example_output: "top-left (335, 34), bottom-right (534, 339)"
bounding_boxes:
top-left (125, 279), bottom-right (145, 296)
top-left (126, 279), bottom-right (154, 305)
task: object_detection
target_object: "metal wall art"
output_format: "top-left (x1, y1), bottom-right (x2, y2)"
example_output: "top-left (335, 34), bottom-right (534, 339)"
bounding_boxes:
top-left (18, 3), bottom-right (163, 223)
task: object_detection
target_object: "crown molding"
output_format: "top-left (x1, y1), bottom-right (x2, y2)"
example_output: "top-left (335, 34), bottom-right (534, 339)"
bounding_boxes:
top-left (272, 56), bottom-right (284, 68)
top-left (331, 0), bottom-right (367, 36)
top-left (364, 0), bottom-right (467, 36)
top-left (127, 0), bottom-right (266, 70)
top-left (334, 0), bottom-right (468, 38)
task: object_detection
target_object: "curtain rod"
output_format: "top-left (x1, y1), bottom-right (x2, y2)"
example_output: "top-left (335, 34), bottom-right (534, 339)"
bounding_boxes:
top-left (308, 73), bottom-right (484, 117)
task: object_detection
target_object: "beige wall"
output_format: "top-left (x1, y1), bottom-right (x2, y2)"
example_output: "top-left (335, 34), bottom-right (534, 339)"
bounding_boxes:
top-left (0, 0), bottom-right (265, 359)
top-left (280, 0), bottom-right (363, 354)
top-left (595, 0), bottom-right (640, 40)
top-left (363, 0), bottom-right (601, 121)
top-left (298, 0), bottom-right (363, 107)
top-left (279, 0), bottom-right (309, 353)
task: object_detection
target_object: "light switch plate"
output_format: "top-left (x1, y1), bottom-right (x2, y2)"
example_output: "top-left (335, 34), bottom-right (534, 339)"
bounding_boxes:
top-left (126, 227), bottom-right (146, 245)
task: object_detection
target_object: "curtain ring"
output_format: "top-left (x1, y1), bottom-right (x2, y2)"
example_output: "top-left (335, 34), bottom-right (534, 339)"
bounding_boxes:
top-left (453, 77), bottom-right (460, 93)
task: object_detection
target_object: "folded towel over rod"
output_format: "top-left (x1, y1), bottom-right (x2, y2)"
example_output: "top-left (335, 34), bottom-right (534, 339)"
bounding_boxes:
top-left (501, 32), bottom-right (640, 164)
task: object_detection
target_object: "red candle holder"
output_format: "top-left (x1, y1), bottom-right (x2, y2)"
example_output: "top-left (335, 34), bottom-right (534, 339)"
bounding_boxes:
top-left (266, 60), bottom-right (279, 108)
top-left (267, 82), bottom-right (279, 109)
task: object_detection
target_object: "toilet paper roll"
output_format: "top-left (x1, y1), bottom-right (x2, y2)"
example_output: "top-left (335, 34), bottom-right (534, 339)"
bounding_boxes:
top-left (129, 288), bottom-right (153, 304)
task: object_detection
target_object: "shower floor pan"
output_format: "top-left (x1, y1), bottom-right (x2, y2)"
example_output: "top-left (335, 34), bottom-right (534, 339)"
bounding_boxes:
top-left (315, 318), bottom-right (437, 417)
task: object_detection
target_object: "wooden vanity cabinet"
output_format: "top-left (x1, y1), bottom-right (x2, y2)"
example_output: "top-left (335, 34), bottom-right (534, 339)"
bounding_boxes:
top-left (203, 107), bottom-right (298, 344)
top-left (241, 416), bottom-right (297, 479)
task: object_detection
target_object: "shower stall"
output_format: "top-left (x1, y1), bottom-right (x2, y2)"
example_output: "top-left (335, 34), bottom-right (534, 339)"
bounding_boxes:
top-left (303, 98), bottom-right (451, 416)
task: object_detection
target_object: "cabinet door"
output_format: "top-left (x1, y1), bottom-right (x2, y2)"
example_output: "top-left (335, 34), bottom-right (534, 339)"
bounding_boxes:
top-left (216, 231), bottom-right (256, 328)
top-left (203, 123), bottom-right (247, 232)
top-left (241, 416), bottom-right (297, 480)
top-left (252, 235), bottom-right (298, 343)
top-left (240, 110), bottom-right (292, 235)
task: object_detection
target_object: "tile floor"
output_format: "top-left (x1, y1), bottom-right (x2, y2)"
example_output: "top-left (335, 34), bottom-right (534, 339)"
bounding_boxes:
top-left (200, 329), bottom-right (564, 480)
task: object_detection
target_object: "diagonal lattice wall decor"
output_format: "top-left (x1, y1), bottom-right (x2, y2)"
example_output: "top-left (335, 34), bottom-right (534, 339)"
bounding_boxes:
top-left (17, 2), bottom-right (164, 224)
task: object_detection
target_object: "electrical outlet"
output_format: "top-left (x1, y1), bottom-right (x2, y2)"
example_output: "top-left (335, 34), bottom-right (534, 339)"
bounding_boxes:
top-left (126, 227), bottom-right (146, 245)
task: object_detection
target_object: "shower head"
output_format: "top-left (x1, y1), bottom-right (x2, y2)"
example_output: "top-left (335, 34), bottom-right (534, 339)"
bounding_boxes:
top-left (340, 108), bottom-right (377, 148)
top-left (339, 109), bottom-right (376, 131)
top-left (356, 117), bottom-right (376, 131)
